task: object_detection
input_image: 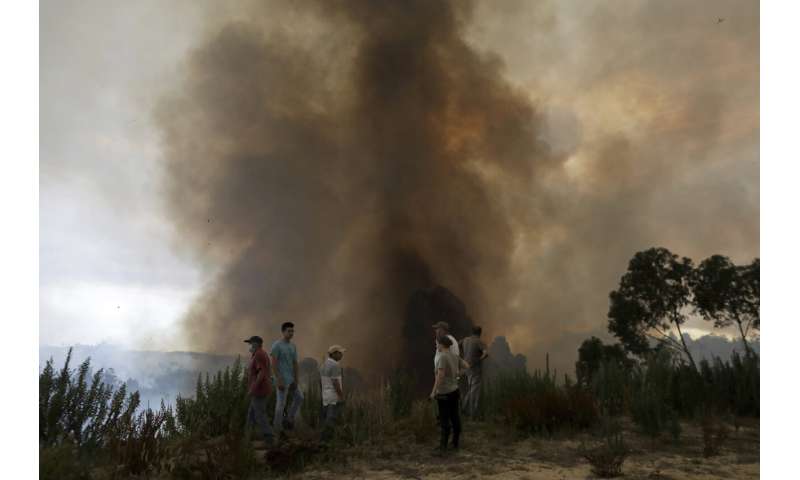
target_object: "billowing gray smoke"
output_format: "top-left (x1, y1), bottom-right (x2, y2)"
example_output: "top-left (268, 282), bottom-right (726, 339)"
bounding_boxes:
top-left (157, 0), bottom-right (559, 372)
top-left (157, 0), bottom-right (759, 375)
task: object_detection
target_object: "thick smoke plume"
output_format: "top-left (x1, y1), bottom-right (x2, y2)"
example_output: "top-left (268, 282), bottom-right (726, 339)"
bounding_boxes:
top-left (157, 0), bottom-right (759, 375)
top-left (158, 0), bottom-right (556, 372)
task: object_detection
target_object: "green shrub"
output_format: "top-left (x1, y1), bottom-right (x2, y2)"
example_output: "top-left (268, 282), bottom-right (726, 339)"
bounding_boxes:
top-left (39, 349), bottom-right (174, 476)
top-left (630, 351), bottom-right (681, 439)
top-left (172, 357), bottom-right (249, 437)
top-left (39, 444), bottom-right (90, 480)
top-left (105, 399), bottom-right (172, 476)
top-left (591, 359), bottom-right (629, 416)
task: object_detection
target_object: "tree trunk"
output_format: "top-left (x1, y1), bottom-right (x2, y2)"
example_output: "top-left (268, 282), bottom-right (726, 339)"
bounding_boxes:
top-left (736, 316), bottom-right (754, 358)
top-left (674, 321), bottom-right (698, 372)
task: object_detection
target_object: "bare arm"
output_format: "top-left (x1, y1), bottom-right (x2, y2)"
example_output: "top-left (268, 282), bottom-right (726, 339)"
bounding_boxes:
top-left (430, 368), bottom-right (445, 399)
top-left (460, 358), bottom-right (471, 370)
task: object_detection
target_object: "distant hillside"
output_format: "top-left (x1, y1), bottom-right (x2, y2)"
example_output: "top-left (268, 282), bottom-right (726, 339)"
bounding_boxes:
top-left (39, 344), bottom-right (238, 408)
top-left (684, 333), bottom-right (760, 361)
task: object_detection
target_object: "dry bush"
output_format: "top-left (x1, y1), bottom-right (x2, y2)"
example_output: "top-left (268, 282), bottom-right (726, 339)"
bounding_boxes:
top-left (408, 399), bottom-right (436, 443)
top-left (264, 441), bottom-right (324, 475)
top-left (164, 433), bottom-right (259, 479)
top-left (337, 388), bottom-right (393, 445)
top-left (387, 370), bottom-right (415, 419)
top-left (502, 387), bottom-right (598, 435)
top-left (580, 417), bottom-right (629, 478)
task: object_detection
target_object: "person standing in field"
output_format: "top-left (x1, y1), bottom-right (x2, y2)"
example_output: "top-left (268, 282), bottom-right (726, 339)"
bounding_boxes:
top-left (432, 321), bottom-right (459, 366)
top-left (319, 345), bottom-right (346, 444)
top-left (460, 326), bottom-right (488, 418)
top-left (432, 321), bottom-right (460, 427)
top-left (430, 335), bottom-right (470, 453)
top-left (243, 335), bottom-right (274, 445)
top-left (270, 322), bottom-right (303, 436)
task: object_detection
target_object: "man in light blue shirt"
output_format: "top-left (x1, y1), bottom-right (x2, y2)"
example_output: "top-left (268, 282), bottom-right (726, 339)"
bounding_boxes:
top-left (270, 322), bottom-right (303, 435)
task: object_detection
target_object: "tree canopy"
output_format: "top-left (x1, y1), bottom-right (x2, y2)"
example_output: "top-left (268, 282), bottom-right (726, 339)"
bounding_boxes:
top-left (608, 247), bottom-right (698, 370)
top-left (692, 255), bottom-right (760, 356)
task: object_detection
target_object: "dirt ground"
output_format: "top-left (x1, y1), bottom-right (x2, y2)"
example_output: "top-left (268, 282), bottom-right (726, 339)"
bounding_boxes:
top-left (274, 417), bottom-right (759, 480)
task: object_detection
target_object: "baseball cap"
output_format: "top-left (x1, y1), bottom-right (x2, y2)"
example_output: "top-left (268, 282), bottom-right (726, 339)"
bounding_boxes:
top-left (243, 335), bottom-right (264, 344)
top-left (328, 345), bottom-right (347, 354)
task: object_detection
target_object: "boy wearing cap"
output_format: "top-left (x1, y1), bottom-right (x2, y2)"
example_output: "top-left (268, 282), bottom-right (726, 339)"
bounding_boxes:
top-left (319, 345), bottom-right (346, 443)
top-left (244, 335), bottom-right (274, 445)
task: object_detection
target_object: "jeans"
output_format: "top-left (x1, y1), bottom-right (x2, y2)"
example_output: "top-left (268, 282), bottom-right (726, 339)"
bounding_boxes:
top-left (436, 389), bottom-right (461, 448)
top-left (320, 402), bottom-right (343, 443)
top-left (274, 386), bottom-right (304, 432)
top-left (463, 371), bottom-right (482, 417)
top-left (246, 396), bottom-right (274, 441)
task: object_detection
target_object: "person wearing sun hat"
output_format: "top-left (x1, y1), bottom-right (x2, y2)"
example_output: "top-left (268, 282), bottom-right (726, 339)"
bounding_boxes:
top-left (319, 344), bottom-right (346, 443)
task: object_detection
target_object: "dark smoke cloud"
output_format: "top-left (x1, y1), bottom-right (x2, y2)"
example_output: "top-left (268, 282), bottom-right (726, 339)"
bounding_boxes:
top-left (157, 0), bottom-right (758, 376)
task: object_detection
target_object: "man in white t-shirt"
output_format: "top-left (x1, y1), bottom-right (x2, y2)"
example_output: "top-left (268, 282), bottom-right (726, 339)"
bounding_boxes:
top-left (319, 344), bottom-right (346, 443)
top-left (432, 321), bottom-right (459, 368)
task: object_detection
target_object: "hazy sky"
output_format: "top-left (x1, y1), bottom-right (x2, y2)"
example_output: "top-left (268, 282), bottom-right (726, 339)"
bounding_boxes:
top-left (40, 0), bottom-right (208, 349)
top-left (40, 0), bottom-right (758, 371)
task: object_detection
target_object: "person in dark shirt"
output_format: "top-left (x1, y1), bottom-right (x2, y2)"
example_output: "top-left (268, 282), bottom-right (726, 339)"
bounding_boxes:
top-left (244, 335), bottom-right (274, 445)
top-left (460, 326), bottom-right (488, 418)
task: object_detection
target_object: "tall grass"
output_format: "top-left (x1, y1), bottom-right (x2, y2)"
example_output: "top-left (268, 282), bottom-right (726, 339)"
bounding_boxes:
top-left (620, 348), bottom-right (759, 440)
top-left (300, 370), bottom-right (322, 429)
top-left (337, 388), bottom-right (394, 445)
top-left (40, 344), bottom-right (760, 476)
top-left (481, 366), bottom-right (598, 436)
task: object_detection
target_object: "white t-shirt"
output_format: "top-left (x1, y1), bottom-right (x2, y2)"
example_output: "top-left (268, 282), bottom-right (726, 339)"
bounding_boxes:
top-left (320, 357), bottom-right (343, 406)
top-left (434, 334), bottom-right (460, 368)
